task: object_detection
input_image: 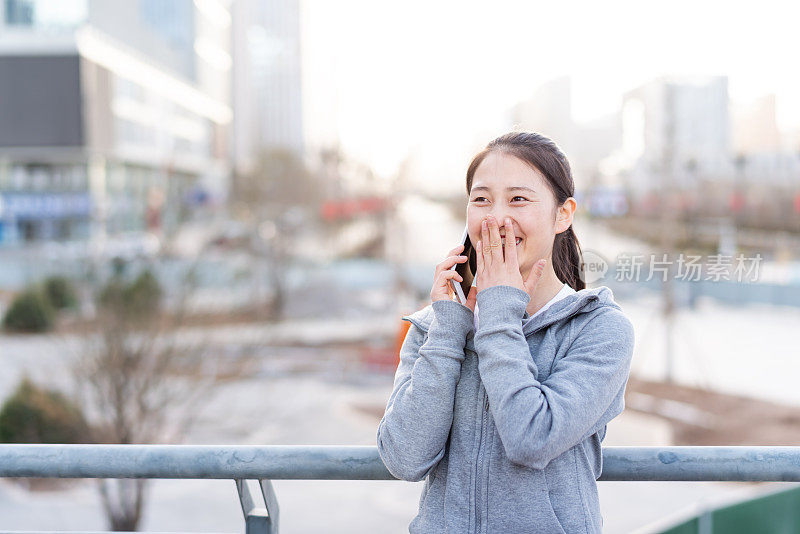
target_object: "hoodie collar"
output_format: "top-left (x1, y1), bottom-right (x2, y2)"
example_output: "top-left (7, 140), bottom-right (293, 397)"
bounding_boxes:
top-left (402, 285), bottom-right (621, 345)
top-left (521, 285), bottom-right (618, 335)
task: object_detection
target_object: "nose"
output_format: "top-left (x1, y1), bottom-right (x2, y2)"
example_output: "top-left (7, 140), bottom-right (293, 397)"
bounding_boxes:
top-left (486, 210), bottom-right (511, 228)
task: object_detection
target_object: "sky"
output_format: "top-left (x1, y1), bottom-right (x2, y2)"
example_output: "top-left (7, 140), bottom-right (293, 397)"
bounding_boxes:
top-left (300, 0), bottom-right (800, 189)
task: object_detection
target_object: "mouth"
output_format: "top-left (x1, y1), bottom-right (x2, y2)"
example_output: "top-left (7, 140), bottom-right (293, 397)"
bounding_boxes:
top-left (500, 237), bottom-right (523, 246)
top-left (499, 236), bottom-right (523, 260)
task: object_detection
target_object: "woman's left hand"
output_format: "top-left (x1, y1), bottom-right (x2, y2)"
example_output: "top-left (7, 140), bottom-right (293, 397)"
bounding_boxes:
top-left (476, 215), bottom-right (546, 299)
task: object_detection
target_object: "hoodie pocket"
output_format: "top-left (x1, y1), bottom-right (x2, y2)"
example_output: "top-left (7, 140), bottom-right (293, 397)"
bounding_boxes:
top-left (418, 474), bottom-right (432, 511)
top-left (543, 487), bottom-right (568, 534)
top-left (419, 466), bottom-right (437, 506)
top-left (486, 460), bottom-right (567, 534)
top-left (543, 452), bottom-right (584, 534)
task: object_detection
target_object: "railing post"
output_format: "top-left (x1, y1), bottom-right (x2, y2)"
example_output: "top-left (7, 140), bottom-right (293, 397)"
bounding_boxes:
top-left (235, 478), bottom-right (280, 534)
top-left (698, 508), bottom-right (713, 534)
top-left (259, 479), bottom-right (280, 529)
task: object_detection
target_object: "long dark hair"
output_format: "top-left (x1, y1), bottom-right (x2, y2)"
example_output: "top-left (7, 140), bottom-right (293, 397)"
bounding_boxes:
top-left (464, 131), bottom-right (585, 291)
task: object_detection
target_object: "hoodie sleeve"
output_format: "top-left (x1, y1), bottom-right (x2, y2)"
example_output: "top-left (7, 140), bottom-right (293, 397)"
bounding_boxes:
top-left (473, 284), bottom-right (635, 470)
top-left (377, 299), bottom-right (474, 482)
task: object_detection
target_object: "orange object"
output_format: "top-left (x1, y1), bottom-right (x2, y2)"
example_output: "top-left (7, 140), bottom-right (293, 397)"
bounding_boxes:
top-left (394, 318), bottom-right (412, 369)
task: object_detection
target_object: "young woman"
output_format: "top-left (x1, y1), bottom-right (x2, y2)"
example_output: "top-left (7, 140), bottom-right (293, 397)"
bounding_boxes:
top-left (377, 131), bottom-right (635, 533)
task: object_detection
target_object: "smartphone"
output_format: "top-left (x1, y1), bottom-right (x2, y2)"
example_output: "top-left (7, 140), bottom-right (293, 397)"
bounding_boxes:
top-left (448, 224), bottom-right (475, 305)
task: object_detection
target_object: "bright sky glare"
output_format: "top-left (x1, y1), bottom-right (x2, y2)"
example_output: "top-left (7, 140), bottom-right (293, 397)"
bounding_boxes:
top-left (301, 0), bottom-right (800, 183)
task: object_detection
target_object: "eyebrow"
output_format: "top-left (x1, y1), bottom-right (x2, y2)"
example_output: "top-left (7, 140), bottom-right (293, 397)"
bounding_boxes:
top-left (471, 186), bottom-right (536, 194)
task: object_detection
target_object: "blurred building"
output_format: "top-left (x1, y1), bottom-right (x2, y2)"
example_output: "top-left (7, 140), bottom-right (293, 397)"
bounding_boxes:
top-left (732, 94), bottom-right (782, 156)
top-left (231, 0), bottom-right (303, 177)
top-left (730, 94), bottom-right (800, 191)
top-left (0, 0), bottom-right (232, 246)
top-left (617, 76), bottom-right (731, 193)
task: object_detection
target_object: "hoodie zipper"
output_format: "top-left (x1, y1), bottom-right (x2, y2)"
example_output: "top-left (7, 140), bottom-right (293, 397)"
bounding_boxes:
top-left (475, 388), bottom-right (489, 534)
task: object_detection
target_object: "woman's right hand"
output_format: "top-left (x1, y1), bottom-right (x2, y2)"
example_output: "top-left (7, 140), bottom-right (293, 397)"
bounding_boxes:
top-left (430, 244), bottom-right (476, 309)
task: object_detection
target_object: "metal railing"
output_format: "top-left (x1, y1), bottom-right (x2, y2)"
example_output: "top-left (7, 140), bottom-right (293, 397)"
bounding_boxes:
top-left (1, 444), bottom-right (800, 533)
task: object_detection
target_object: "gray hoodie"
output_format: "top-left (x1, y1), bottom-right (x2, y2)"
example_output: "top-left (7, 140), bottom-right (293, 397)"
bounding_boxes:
top-left (377, 284), bottom-right (635, 533)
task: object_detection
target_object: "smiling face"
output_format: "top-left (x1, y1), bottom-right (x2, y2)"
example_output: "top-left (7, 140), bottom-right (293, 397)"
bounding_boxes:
top-left (467, 150), bottom-right (567, 279)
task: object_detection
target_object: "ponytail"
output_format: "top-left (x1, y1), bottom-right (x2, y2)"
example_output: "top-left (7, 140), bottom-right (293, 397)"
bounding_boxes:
top-left (552, 225), bottom-right (585, 291)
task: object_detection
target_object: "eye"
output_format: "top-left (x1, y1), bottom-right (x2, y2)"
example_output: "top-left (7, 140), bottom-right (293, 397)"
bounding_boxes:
top-left (471, 195), bottom-right (528, 203)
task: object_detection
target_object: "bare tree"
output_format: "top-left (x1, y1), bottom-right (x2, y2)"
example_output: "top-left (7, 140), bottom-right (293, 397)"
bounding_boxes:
top-left (231, 147), bottom-right (327, 320)
top-left (70, 258), bottom-right (254, 531)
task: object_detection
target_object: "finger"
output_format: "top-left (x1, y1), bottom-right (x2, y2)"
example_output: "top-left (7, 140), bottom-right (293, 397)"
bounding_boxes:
top-left (488, 215), bottom-right (503, 264)
top-left (449, 243), bottom-right (465, 255)
top-left (476, 239), bottom-right (484, 276)
top-left (465, 285), bottom-right (477, 311)
top-left (437, 244), bottom-right (465, 277)
top-left (437, 271), bottom-right (462, 300)
top-left (525, 259), bottom-right (546, 292)
top-left (481, 218), bottom-right (492, 269)
top-left (435, 255), bottom-right (468, 276)
top-left (503, 217), bottom-right (519, 271)
top-left (439, 270), bottom-right (463, 290)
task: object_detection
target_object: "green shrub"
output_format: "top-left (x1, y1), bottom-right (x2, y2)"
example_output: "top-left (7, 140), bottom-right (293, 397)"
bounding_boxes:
top-left (97, 268), bottom-right (162, 322)
top-left (126, 269), bottom-right (162, 317)
top-left (0, 376), bottom-right (90, 444)
top-left (2, 288), bottom-right (56, 333)
top-left (42, 276), bottom-right (78, 310)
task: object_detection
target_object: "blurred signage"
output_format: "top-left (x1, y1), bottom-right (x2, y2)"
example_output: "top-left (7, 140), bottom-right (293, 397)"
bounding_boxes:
top-left (0, 193), bottom-right (92, 219)
top-left (585, 188), bottom-right (629, 217)
top-left (321, 196), bottom-right (388, 221)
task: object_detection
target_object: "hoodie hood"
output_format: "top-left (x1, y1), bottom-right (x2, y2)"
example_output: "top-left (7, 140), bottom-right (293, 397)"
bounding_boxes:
top-left (402, 285), bottom-right (621, 339)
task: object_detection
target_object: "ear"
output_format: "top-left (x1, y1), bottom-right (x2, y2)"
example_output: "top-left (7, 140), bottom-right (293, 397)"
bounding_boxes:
top-left (555, 197), bottom-right (576, 234)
